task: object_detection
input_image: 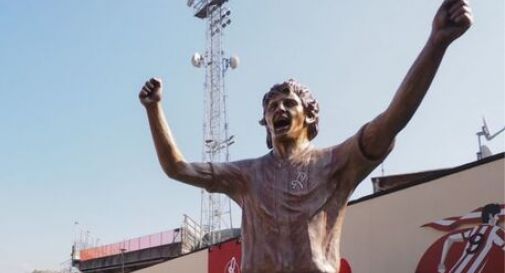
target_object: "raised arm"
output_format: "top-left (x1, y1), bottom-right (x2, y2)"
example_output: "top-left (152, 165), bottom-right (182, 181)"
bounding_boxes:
top-left (139, 78), bottom-right (214, 188)
top-left (438, 232), bottom-right (465, 273)
top-left (361, 0), bottom-right (473, 158)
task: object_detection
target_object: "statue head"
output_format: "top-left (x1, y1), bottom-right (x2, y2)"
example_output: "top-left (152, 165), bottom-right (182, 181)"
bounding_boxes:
top-left (259, 79), bottom-right (320, 149)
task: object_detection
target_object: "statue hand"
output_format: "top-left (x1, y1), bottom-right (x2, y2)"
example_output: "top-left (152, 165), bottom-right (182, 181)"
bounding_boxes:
top-left (431, 0), bottom-right (473, 46)
top-left (139, 78), bottom-right (163, 107)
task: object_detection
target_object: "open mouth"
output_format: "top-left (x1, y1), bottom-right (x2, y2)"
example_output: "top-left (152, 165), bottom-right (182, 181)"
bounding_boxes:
top-left (273, 115), bottom-right (291, 133)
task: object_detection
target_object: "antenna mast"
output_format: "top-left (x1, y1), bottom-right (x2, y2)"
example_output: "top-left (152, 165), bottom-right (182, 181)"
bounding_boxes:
top-left (476, 117), bottom-right (505, 160)
top-left (187, 0), bottom-right (238, 246)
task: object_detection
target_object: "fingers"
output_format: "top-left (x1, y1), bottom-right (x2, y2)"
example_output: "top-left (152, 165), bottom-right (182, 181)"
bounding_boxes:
top-left (139, 86), bottom-right (150, 98)
top-left (437, 0), bottom-right (473, 25)
top-left (139, 77), bottom-right (163, 103)
top-left (441, 0), bottom-right (459, 9)
top-left (454, 13), bottom-right (473, 26)
top-left (144, 78), bottom-right (162, 90)
top-left (448, 0), bottom-right (467, 14)
top-left (139, 81), bottom-right (152, 98)
top-left (452, 7), bottom-right (471, 23)
top-left (143, 78), bottom-right (162, 92)
top-left (149, 77), bottom-right (162, 89)
top-left (446, 0), bottom-right (473, 26)
top-left (145, 80), bottom-right (154, 90)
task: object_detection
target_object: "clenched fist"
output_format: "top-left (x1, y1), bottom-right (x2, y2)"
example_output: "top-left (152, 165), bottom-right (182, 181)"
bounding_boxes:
top-left (139, 78), bottom-right (162, 107)
top-left (431, 0), bottom-right (473, 46)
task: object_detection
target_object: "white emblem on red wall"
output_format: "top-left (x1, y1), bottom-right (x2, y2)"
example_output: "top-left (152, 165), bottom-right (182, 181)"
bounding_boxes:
top-left (224, 257), bottom-right (240, 273)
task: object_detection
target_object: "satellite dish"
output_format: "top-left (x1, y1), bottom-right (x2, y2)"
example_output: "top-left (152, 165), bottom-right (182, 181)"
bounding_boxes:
top-left (230, 55), bottom-right (239, 69)
top-left (191, 52), bottom-right (203, 68)
top-left (475, 117), bottom-right (505, 160)
top-left (482, 117), bottom-right (490, 137)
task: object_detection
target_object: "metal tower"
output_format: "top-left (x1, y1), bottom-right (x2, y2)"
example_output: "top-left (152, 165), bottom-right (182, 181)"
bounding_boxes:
top-left (187, 0), bottom-right (239, 246)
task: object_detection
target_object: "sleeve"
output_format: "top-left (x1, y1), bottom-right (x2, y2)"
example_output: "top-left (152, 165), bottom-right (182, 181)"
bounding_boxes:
top-left (330, 123), bottom-right (394, 191)
top-left (204, 160), bottom-right (249, 206)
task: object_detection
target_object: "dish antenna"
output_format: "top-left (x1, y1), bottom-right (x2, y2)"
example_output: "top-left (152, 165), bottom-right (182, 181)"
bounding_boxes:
top-left (191, 52), bottom-right (204, 68)
top-left (476, 117), bottom-right (505, 160)
top-left (229, 55), bottom-right (239, 69)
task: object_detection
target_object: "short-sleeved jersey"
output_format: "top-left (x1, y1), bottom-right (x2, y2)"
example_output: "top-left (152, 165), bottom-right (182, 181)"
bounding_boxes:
top-left (448, 225), bottom-right (505, 273)
top-left (203, 127), bottom-right (392, 273)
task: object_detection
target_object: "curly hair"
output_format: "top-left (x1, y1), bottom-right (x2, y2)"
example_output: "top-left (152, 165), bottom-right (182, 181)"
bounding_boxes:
top-left (259, 79), bottom-right (320, 149)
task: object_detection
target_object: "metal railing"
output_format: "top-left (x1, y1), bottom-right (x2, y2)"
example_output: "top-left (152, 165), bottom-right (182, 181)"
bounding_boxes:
top-left (79, 229), bottom-right (181, 261)
top-left (181, 214), bottom-right (203, 253)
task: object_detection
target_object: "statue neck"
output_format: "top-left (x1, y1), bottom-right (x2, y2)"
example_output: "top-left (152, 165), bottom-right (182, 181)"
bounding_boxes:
top-left (272, 138), bottom-right (312, 160)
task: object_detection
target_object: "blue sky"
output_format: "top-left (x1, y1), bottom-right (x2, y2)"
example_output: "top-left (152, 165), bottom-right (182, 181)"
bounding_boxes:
top-left (0, 0), bottom-right (503, 272)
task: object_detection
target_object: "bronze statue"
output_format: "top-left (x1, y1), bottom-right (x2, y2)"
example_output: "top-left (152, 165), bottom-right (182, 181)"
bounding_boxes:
top-left (139, 0), bottom-right (473, 272)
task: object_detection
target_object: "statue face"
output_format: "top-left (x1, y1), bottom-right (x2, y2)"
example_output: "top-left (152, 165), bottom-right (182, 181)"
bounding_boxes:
top-left (264, 91), bottom-right (307, 142)
top-left (490, 213), bottom-right (499, 226)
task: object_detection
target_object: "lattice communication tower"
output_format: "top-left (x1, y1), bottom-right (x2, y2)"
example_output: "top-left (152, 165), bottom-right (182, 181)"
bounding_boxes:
top-left (187, 0), bottom-right (239, 246)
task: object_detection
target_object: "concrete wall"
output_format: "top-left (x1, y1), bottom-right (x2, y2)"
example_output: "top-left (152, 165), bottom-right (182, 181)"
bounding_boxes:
top-left (341, 157), bottom-right (504, 273)
top-left (132, 249), bottom-right (207, 273)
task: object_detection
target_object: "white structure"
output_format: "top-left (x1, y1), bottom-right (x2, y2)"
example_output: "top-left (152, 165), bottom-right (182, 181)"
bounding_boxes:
top-left (187, 0), bottom-right (239, 246)
top-left (476, 117), bottom-right (505, 160)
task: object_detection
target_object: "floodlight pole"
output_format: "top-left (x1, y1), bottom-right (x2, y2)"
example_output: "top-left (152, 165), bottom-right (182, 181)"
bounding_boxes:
top-left (187, 0), bottom-right (238, 246)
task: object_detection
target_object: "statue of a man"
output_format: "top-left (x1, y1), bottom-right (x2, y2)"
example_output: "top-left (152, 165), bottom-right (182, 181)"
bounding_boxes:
top-left (139, 1), bottom-right (473, 272)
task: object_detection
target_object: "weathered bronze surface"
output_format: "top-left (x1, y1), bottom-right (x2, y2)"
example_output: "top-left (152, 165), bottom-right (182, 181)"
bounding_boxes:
top-left (140, 1), bottom-right (473, 272)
